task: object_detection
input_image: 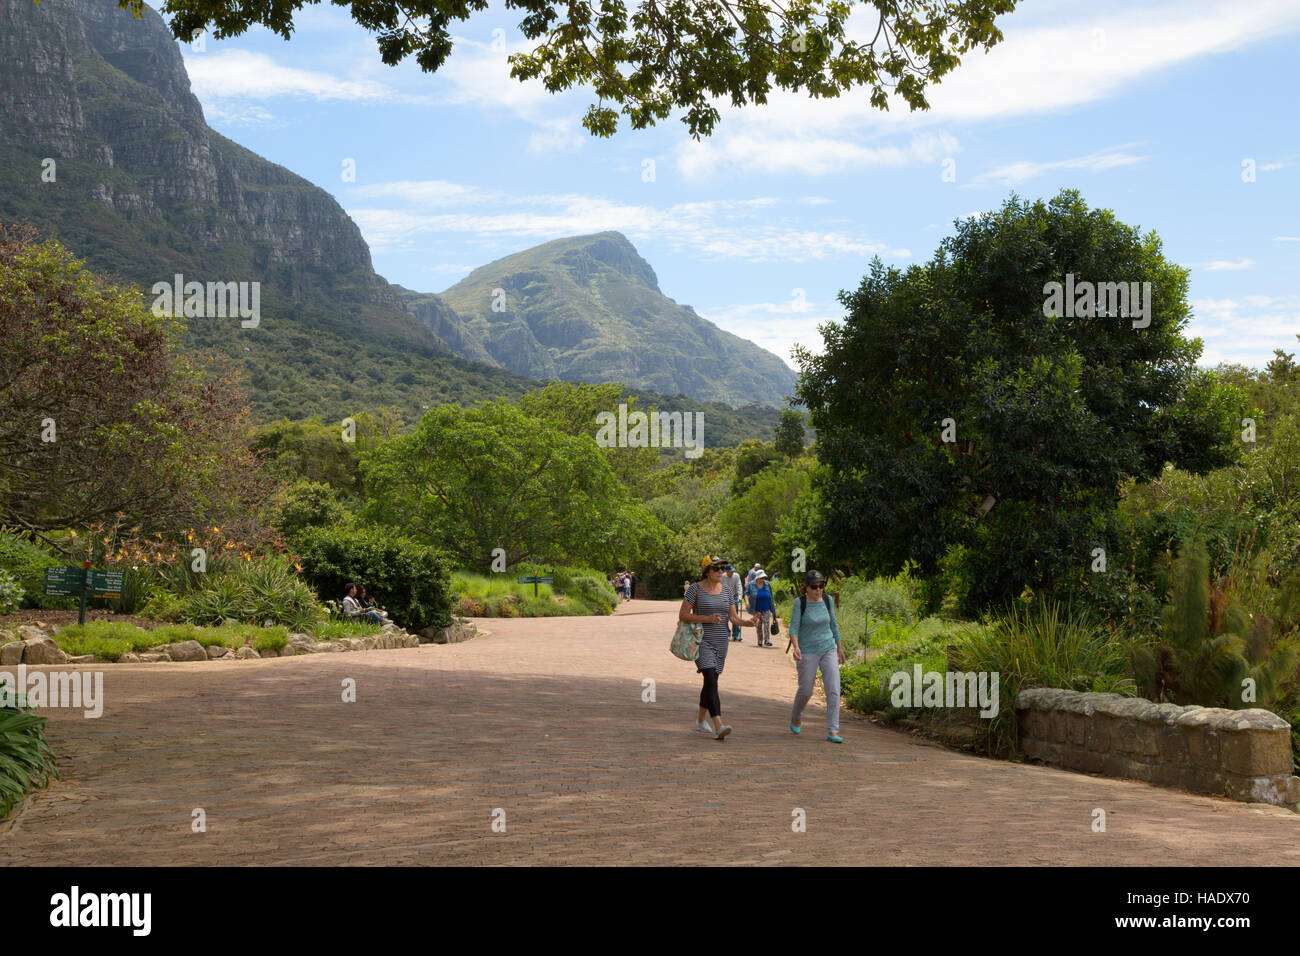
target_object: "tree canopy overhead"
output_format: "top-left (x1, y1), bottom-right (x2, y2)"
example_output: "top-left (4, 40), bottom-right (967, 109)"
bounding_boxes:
top-left (123, 0), bottom-right (1018, 137)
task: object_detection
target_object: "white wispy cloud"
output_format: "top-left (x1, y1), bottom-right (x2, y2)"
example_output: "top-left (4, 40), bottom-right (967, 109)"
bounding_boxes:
top-left (1275, 236), bottom-right (1300, 242)
top-left (675, 131), bottom-right (959, 179)
top-left (347, 186), bottom-right (906, 263)
top-left (968, 144), bottom-right (1150, 187)
top-left (1190, 258), bottom-right (1255, 271)
top-left (184, 49), bottom-right (400, 102)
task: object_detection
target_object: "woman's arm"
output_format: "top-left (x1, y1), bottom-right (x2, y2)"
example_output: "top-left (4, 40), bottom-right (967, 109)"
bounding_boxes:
top-left (727, 602), bottom-right (756, 628)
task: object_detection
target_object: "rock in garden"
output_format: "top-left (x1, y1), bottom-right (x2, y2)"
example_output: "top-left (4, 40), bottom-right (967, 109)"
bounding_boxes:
top-left (23, 636), bottom-right (69, 665)
top-left (164, 640), bottom-right (207, 662)
top-left (139, 652), bottom-right (171, 662)
top-left (234, 646), bottom-right (260, 660)
top-left (206, 645), bottom-right (233, 659)
top-left (0, 641), bottom-right (25, 666)
top-left (17, 624), bottom-right (47, 642)
top-left (120, 652), bottom-right (141, 663)
top-left (67, 654), bottom-right (97, 664)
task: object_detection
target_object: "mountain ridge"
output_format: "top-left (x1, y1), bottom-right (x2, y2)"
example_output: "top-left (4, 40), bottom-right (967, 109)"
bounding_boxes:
top-left (425, 231), bottom-right (798, 407)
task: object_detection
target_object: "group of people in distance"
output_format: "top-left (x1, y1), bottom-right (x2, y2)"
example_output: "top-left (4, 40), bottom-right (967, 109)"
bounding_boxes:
top-left (680, 555), bottom-right (843, 744)
top-left (341, 582), bottom-right (391, 625)
top-left (611, 570), bottom-right (637, 601)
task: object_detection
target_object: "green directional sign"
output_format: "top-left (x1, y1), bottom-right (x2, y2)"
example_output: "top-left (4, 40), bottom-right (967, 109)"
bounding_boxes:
top-left (89, 570), bottom-right (125, 598)
top-left (44, 566), bottom-right (126, 623)
top-left (516, 574), bottom-right (555, 597)
top-left (44, 566), bottom-right (86, 597)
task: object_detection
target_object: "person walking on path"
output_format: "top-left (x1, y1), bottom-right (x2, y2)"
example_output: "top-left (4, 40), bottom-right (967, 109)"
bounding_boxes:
top-left (722, 564), bottom-right (745, 641)
top-left (681, 555), bottom-right (758, 740)
top-left (788, 570), bottom-right (847, 743)
top-left (748, 570), bottom-right (775, 647)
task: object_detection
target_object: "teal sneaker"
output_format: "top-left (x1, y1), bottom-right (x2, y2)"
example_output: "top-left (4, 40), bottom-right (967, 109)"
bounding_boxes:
top-left (789, 722), bottom-right (801, 735)
top-left (826, 733), bottom-right (843, 744)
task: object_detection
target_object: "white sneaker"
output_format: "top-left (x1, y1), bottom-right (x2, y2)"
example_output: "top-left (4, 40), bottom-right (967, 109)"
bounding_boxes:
top-left (695, 721), bottom-right (712, 733)
top-left (714, 724), bottom-right (732, 740)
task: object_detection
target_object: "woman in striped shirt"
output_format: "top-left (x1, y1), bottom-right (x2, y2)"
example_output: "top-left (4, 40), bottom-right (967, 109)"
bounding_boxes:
top-left (680, 555), bottom-right (759, 740)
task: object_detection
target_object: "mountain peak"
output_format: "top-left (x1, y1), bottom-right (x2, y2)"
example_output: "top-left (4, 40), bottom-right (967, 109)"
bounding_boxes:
top-left (434, 233), bottom-right (797, 407)
top-left (560, 231), bottom-right (660, 294)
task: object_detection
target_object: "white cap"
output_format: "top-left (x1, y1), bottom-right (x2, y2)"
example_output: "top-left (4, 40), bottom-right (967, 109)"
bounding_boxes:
top-left (756, 570), bottom-right (767, 579)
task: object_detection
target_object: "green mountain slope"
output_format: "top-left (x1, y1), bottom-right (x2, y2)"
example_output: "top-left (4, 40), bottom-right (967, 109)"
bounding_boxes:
top-left (428, 232), bottom-right (799, 407)
top-left (0, 0), bottom-right (539, 421)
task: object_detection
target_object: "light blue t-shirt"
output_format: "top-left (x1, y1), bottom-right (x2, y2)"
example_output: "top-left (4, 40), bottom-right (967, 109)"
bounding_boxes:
top-left (790, 596), bottom-right (841, 656)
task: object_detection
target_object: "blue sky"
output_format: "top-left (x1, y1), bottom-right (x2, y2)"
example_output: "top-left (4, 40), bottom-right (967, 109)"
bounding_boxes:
top-left (175, 0), bottom-right (1300, 372)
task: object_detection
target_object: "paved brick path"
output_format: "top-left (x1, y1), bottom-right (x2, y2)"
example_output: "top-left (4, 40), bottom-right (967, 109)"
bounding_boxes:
top-left (4, 600), bottom-right (1299, 865)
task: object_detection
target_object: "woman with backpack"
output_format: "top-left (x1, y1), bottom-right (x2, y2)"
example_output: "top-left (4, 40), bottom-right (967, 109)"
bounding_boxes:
top-left (788, 570), bottom-right (846, 743)
top-left (680, 555), bottom-right (759, 740)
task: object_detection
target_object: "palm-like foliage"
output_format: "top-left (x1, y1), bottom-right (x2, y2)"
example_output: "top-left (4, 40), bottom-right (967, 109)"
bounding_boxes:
top-left (1134, 537), bottom-right (1300, 708)
top-left (0, 686), bottom-right (59, 819)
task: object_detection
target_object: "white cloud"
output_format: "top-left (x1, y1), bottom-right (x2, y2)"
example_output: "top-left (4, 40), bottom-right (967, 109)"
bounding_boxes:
top-left (201, 103), bottom-right (276, 126)
top-left (1275, 236), bottom-right (1300, 242)
top-left (1189, 295), bottom-right (1300, 367)
top-left (348, 187), bottom-right (904, 263)
top-left (352, 181), bottom-right (497, 206)
top-left (1190, 258), bottom-right (1255, 271)
top-left (699, 299), bottom-right (841, 366)
top-left (675, 131), bottom-right (959, 179)
top-left (184, 50), bottom-right (397, 102)
top-left (968, 144), bottom-right (1150, 187)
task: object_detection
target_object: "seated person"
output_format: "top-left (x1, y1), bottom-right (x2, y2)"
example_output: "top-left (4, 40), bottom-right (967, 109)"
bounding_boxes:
top-left (343, 583), bottom-right (386, 625)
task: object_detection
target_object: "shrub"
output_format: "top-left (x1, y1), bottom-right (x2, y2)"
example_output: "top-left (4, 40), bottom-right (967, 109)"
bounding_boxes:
top-left (297, 524), bottom-right (452, 632)
top-left (0, 570), bottom-right (22, 615)
top-left (0, 683), bottom-right (59, 819)
top-left (253, 630), bottom-right (288, 653)
top-left (0, 531), bottom-right (61, 609)
top-left (55, 622), bottom-right (158, 660)
top-left (271, 481), bottom-right (349, 542)
top-left (451, 564), bottom-right (616, 617)
top-left (175, 558), bottom-right (323, 632)
top-left (315, 619), bottom-right (383, 641)
top-left (953, 601), bottom-right (1135, 755)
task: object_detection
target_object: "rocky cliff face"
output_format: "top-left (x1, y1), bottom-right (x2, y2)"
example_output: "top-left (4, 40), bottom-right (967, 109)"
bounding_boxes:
top-left (0, 0), bottom-right (442, 347)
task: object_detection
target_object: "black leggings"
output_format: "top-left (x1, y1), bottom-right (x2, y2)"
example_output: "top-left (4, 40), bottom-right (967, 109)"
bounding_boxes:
top-left (699, 667), bottom-right (721, 718)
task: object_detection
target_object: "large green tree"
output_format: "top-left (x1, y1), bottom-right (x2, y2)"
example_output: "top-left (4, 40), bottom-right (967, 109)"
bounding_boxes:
top-left (122, 0), bottom-right (1017, 137)
top-left (0, 225), bottom-right (268, 544)
top-left (796, 191), bottom-right (1245, 610)
top-left (362, 400), bottom-right (664, 568)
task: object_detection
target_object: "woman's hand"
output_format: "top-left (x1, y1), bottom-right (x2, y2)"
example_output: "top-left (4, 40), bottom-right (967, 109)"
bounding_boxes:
top-left (791, 643), bottom-right (802, 662)
top-left (712, 612), bottom-right (725, 625)
top-left (836, 645), bottom-right (847, 665)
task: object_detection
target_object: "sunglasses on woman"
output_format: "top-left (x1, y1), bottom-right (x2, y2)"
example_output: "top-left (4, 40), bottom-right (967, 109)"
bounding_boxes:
top-left (708, 564), bottom-right (725, 571)
top-left (807, 583), bottom-right (824, 590)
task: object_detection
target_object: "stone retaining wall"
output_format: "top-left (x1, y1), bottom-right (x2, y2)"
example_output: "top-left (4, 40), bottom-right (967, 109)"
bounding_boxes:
top-left (1016, 688), bottom-right (1300, 811)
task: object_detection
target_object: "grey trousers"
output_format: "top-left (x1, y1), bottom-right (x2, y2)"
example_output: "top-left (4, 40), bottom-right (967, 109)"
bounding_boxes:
top-left (791, 647), bottom-right (841, 734)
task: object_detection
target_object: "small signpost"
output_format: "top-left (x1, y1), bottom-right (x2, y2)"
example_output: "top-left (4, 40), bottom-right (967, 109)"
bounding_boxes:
top-left (44, 563), bottom-right (125, 625)
top-left (516, 574), bottom-right (555, 598)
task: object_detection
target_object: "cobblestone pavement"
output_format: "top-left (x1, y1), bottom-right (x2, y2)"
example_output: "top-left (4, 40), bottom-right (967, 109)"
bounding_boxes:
top-left (5, 600), bottom-right (1299, 865)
